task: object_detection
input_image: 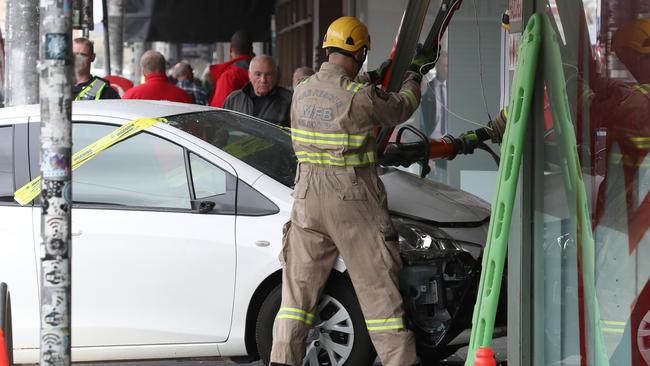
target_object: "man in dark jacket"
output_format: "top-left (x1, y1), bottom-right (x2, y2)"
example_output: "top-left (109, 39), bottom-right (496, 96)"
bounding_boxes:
top-left (223, 55), bottom-right (292, 127)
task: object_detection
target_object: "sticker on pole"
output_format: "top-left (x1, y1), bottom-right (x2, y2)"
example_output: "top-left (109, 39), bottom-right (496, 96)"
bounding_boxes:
top-left (14, 117), bottom-right (166, 206)
top-left (44, 33), bottom-right (70, 60)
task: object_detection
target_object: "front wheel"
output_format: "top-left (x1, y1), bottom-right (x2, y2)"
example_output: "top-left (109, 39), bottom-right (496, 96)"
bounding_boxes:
top-left (0, 282), bottom-right (13, 366)
top-left (255, 274), bottom-right (376, 366)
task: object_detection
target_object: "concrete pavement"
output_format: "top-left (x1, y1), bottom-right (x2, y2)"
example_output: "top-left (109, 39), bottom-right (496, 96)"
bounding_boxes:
top-left (70, 337), bottom-right (507, 365)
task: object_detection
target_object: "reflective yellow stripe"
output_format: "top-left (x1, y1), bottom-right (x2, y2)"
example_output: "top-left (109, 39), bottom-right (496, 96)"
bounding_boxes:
top-left (279, 307), bottom-right (315, 319)
top-left (13, 117), bottom-right (166, 205)
top-left (276, 314), bottom-right (313, 325)
top-left (602, 327), bottom-right (625, 334)
top-left (630, 137), bottom-right (650, 142)
top-left (290, 128), bottom-right (366, 141)
top-left (346, 82), bottom-right (363, 93)
top-left (366, 317), bottom-right (403, 324)
top-left (400, 89), bottom-right (418, 108)
top-left (633, 84), bottom-right (650, 94)
top-left (75, 79), bottom-right (107, 101)
top-left (291, 128), bottom-right (367, 148)
top-left (276, 307), bottom-right (314, 325)
top-left (366, 317), bottom-right (405, 331)
top-left (295, 151), bottom-right (377, 166)
top-left (600, 320), bottom-right (626, 326)
top-left (292, 135), bottom-right (365, 147)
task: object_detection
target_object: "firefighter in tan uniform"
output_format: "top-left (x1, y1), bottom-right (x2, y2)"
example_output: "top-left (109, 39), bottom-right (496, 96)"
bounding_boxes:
top-left (270, 16), bottom-right (437, 366)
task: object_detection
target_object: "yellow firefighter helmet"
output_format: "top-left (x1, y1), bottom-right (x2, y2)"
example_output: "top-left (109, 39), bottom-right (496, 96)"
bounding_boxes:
top-left (613, 18), bottom-right (650, 55)
top-left (322, 16), bottom-right (371, 52)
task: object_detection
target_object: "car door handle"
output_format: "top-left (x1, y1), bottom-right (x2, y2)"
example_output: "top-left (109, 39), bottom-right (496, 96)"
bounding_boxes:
top-left (71, 228), bottom-right (83, 237)
top-left (255, 240), bottom-right (270, 247)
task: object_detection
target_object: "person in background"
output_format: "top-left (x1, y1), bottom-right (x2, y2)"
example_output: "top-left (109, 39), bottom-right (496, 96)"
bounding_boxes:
top-left (122, 50), bottom-right (192, 103)
top-left (208, 31), bottom-right (255, 107)
top-left (223, 55), bottom-right (292, 127)
top-left (173, 61), bottom-right (209, 105)
top-left (292, 66), bottom-right (315, 88)
top-left (72, 37), bottom-right (120, 100)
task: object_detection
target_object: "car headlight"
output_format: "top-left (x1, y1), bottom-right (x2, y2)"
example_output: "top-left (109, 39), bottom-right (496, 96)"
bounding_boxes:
top-left (392, 217), bottom-right (463, 252)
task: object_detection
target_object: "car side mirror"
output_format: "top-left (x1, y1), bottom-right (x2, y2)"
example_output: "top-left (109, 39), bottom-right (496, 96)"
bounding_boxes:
top-left (191, 200), bottom-right (216, 214)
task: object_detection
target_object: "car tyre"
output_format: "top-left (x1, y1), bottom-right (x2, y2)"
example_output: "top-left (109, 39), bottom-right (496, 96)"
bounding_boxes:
top-left (256, 274), bottom-right (376, 366)
top-left (0, 282), bottom-right (13, 366)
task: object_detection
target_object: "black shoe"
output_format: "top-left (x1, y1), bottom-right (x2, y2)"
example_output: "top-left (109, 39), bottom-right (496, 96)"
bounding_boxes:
top-left (270, 363), bottom-right (291, 366)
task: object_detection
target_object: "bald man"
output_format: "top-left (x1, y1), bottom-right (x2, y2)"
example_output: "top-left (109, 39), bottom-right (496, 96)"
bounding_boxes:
top-left (122, 50), bottom-right (192, 103)
top-left (223, 55), bottom-right (292, 127)
top-left (173, 61), bottom-right (209, 105)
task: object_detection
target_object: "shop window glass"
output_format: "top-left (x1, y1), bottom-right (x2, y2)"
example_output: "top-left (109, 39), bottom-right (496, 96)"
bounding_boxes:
top-left (532, 1), bottom-right (650, 365)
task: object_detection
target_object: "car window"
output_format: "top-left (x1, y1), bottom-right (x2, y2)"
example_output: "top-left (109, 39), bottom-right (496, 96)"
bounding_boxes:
top-left (169, 111), bottom-right (297, 187)
top-left (188, 152), bottom-right (237, 214)
top-left (0, 126), bottom-right (13, 202)
top-left (72, 123), bottom-right (191, 209)
top-left (189, 152), bottom-right (279, 216)
top-left (189, 153), bottom-right (227, 198)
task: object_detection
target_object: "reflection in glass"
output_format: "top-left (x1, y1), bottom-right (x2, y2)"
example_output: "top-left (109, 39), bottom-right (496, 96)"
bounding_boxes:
top-left (533, 1), bottom-right (650, 365)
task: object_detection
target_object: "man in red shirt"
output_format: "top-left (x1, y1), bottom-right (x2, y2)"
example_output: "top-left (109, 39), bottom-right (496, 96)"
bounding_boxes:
top-left (208, 31), bottom-right (254, 107)
top-left (123, 50), bottom-right (192, 103)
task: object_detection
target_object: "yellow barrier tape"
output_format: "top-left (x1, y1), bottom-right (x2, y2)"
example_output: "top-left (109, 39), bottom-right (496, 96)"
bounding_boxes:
top-left (14, 117), bottom-right (166, 206)
top-left (223, 135), bottom-right (274, 159)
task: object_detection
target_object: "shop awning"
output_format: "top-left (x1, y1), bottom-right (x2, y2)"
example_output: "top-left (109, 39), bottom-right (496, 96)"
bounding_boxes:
top-left (124, 0), bottom-right (274, 43)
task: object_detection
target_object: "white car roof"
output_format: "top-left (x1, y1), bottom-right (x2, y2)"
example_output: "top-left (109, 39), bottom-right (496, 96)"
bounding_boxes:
top-left (0, 100), bottom-right (215, 121)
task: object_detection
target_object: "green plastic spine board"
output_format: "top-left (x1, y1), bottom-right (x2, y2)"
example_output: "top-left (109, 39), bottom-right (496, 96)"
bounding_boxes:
top-left (541, 14), bottom-right (609, 365)
top-left (465, 14), bottom-right (542, 366)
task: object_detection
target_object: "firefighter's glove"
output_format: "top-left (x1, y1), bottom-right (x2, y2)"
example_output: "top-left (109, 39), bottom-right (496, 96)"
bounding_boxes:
top-left (486, 108), bottom-right (508, 144)
top-left (368, 59), bottom-right (392, 84)
top-left (457, 131), bottom-right (480, 155)
top-left (380, 143), bottom-right (410, 167)
top-left (409, 43), bottom-right (437, 75)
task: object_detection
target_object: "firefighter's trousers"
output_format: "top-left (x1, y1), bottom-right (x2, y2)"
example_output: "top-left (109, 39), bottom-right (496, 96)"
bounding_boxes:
top-left (270, 164), bottom-right (419, 366)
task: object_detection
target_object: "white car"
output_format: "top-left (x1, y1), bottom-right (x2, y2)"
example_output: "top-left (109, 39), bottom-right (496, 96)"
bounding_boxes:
top-left (0, 100), bottom-right (495, 365)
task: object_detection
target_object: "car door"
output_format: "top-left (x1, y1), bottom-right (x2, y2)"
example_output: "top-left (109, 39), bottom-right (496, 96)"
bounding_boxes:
top-left (29, 119), bottom-right (237, 347)
top-left (0, 119), bottom-right (41, 356)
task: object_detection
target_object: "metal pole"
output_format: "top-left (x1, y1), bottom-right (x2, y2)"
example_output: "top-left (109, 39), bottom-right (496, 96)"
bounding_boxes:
top-left (4, 0), bottom-right (40, 106)
top-left (81, 0), bottom-right (93, 38)
top-left (38, 0), bottom-right (73, 365)
top-left (132, 42), bottom-right (148, 84)
top-left (102, 0), bottom-right (111, 75)
top-left (107, 0), bottom-right (124, 75)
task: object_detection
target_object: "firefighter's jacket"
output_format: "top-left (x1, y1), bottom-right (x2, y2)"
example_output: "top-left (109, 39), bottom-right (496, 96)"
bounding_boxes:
top-left (291, 62), bottom-right (421, 167)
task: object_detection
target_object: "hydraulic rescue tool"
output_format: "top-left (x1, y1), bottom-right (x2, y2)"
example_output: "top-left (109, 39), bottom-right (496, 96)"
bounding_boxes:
top-left (375, 0), bottom-right (506, 178)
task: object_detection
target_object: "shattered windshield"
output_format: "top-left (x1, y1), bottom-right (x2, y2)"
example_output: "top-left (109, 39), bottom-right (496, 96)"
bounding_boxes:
top-left (168, 111), bottom-right (297, 187)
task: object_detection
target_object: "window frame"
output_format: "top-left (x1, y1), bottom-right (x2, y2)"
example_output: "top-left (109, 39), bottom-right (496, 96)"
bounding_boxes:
top-left (0, 124), bottom-right (16, 205)
top-left (28, 119), bottom-right (196, 213)
top-left (27, 116), bottom-right (280, 216)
